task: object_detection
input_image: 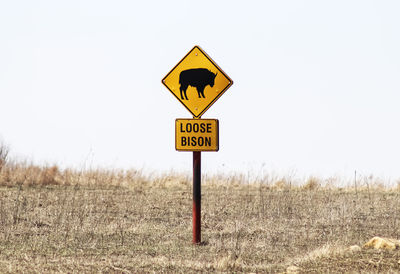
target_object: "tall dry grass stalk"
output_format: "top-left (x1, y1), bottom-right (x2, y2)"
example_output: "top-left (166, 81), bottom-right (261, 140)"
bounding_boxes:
top-left (0, 160), bottom-right (193, 191)
top-left (0, 141), bottom-right (9, 172)
top-left (0, 157), bottom-right (399, 194)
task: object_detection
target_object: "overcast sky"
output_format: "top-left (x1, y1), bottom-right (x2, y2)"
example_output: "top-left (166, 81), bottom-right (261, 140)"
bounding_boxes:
top-left (1, 1), bottom-right (400, 180)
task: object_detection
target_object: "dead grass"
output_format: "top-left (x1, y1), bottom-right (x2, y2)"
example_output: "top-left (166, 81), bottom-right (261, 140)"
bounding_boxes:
top-left (0, 161), bottom-right (400, 272)
top-left (0, 141), bottom-right (9, 172)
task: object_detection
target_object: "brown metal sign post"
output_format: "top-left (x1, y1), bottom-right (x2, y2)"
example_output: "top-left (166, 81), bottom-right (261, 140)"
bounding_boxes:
top-left (193, 151), bottom-right (201, 243)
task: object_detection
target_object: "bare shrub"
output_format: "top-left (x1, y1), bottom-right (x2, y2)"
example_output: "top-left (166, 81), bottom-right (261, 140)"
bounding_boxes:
top-left (0, 141), bottom-right (10, 171)
top-left (302, 176), bottom-right (320, 190)
top-left (273, 178), bottom-right (290, 190)
top-left (39, 166), bottom-right (60, 185)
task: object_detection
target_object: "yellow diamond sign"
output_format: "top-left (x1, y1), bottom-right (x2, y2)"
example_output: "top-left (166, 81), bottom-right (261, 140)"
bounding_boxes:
top-left (162, 46), bottom-right (233, 118)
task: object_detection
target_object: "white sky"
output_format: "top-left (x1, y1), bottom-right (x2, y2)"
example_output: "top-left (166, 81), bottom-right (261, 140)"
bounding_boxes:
top-left (1, 1), bottom-right (400, 180)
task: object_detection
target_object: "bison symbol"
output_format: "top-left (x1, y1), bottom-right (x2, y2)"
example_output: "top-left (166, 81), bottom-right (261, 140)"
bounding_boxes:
top-left (179, 68), bottom-right (217, 100)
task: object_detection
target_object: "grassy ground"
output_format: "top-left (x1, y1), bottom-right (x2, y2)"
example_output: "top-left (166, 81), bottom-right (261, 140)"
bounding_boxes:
top-left (1, 162), bottom-right (400, 272)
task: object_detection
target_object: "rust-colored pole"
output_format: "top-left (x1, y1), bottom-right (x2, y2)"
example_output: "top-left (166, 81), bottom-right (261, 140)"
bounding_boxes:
top-left (193, 151), bottom-right (201, 244)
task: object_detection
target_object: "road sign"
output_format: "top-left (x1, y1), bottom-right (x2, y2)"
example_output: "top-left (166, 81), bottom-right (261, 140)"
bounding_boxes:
top-left (176, 119), bottom-right (219, 151)
top-left (162, 46), bottom-right (233, 118)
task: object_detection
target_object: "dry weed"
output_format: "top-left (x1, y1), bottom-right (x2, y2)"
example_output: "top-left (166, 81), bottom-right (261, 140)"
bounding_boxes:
top-left (0, 141), bottom-right (9, 171)
top-left (302, 176), bottom-right (320, 190)
top-left (273, 178), bottom-right (290, 190)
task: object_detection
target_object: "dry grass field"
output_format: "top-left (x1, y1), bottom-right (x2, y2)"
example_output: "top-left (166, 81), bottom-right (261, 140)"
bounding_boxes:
top-left (1, 159), bottom-right (400, 272)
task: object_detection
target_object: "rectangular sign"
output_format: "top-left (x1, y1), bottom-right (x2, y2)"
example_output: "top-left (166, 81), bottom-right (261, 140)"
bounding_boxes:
top-left (175, 119), bottom-right (219, 151)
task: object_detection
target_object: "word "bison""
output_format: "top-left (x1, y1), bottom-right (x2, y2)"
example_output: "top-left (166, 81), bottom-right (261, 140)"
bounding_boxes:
top-left (179, 68), bottom-right (217, 100)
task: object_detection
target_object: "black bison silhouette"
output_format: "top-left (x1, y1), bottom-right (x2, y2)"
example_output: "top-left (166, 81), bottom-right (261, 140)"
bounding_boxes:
top-left (179, 68), bottom-right (217, 100)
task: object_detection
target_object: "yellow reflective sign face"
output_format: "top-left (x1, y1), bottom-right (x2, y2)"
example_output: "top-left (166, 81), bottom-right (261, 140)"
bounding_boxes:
top-left (176, 119), bottom-right (219, 151)
top-left (162, 46), bottom-right (233, 118)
